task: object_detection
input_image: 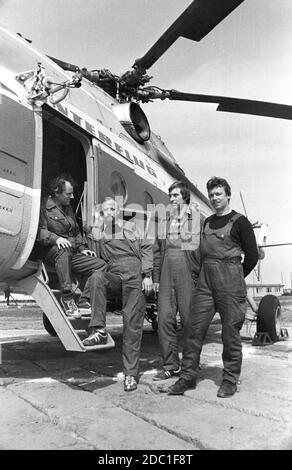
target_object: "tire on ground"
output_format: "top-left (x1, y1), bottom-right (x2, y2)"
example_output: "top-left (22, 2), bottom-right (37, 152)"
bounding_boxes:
top-left (256, 294), bottom-right (281, 342)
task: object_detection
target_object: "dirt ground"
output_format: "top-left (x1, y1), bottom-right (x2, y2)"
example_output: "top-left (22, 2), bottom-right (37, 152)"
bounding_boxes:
top-left (0, 299), bottom-right (291, 451)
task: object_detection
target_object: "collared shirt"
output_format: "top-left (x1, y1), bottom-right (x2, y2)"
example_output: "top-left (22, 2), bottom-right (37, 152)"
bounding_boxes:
top-left (166, 204), bottom-right (191, 249)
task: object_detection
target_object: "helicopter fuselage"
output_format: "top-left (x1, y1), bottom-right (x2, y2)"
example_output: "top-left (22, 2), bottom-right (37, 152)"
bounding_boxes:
top-left (0, 26), bottom-right (211, 291)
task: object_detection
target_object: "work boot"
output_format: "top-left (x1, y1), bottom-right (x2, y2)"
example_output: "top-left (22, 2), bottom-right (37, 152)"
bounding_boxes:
top-left (124, 375), bottom-right (137, 392)
top-left (166, 377), bottom-right (197, 395)
top-left (152, 367), bottom-right (181, 381)
top-left (83, 328), bottom-right (108, 346)
top-left (60, 297), bottom-right (81, 319)
top-left (217, 380), bottom-right (237, 398)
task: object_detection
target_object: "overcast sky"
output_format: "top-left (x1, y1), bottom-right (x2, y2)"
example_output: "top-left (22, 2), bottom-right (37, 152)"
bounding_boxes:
top-left (1, 0), bottom-right (292, 287)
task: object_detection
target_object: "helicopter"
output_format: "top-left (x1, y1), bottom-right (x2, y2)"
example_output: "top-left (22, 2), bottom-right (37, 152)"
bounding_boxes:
top-left (0, 0), bottom-right (290, 351)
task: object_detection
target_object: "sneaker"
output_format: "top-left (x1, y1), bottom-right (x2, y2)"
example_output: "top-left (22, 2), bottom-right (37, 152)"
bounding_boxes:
top-left (83, 328), bottom-right (108, 346)
top-left (167, 377), bottom-right (197, 395)
top-left (60, 297), bottom-right (81, 319)
top-left (124, 375), bottom-right (137, 392)
top-left (217, 380), bottom-right (237, 398)
top-left (152, 367), bottom-right (181, 381)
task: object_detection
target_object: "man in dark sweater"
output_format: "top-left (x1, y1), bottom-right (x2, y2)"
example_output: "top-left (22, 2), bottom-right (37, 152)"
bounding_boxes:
top-left (166, 176), bottom-right (258, 397)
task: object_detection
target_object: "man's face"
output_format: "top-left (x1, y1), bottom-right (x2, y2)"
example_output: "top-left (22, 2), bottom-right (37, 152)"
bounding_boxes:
top-left (101, 199), bottom-right (119, 224)
top-left (208, 185), bottom-right (229, 213)
top-left (55, 181), bottom-right (74, 207)
top-left (169, 188), bottom-right (185, 209)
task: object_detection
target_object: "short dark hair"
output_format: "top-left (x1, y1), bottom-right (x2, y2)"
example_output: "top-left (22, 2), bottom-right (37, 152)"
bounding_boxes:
top-left (168, 181), bottom-right (190, 205)
top-left (206, 176), bottom-right (231, 197)
top-left (49, 174), bottom-right (76, 196)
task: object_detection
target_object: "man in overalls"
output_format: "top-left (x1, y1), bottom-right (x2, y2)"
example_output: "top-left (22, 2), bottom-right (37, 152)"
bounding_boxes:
top-left (166, 177), bottom-right (258, 397)
top-left (83, 197), bottom-right (153, 392)
top-left (152, 181), bottom-right (201, 381)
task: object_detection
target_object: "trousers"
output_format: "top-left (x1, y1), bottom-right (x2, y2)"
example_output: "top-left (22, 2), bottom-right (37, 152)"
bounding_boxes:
top-left (157, 249), bottom-right (196, 371)
top-left (181, 259), bottom-right (246, 384)
top-left (89, 256), bottom-right (145, 377)
top-left (43, 246), bottom-right (106, 301)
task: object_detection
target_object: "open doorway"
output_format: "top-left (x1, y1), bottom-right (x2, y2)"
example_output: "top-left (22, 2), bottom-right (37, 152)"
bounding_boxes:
top-left (41, 109), bottom-right (90, 231)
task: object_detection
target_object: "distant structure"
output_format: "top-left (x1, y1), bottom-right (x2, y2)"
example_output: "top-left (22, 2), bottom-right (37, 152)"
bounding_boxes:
top-left (247, 283), bottom-right (284, 298)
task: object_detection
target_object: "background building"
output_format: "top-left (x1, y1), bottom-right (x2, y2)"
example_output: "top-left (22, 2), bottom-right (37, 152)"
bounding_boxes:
top-left (247, 283), bottom-right (284, 298)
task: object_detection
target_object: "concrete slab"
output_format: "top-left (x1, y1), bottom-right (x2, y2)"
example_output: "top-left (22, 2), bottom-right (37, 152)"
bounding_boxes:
top-left (0, 306), bottom-right (291, 450)
top-left (6, 380), bottom-right (199, 450)
top-left (0, 387), bottom-right (93, 450)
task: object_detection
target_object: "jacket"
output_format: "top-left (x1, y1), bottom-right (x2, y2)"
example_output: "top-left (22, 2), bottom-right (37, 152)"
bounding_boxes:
top-left (37, 196), bottom-right (86, 252)
top-left (88, 219), bottom-right (153, 276)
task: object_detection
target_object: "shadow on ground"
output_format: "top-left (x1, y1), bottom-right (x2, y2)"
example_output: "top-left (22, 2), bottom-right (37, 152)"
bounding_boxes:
top-left (0, 312), bottom-right (226, 394)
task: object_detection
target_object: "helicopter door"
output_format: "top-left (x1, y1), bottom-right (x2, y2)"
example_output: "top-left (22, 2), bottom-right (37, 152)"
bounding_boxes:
top-left (0, 95), bottom-right (42, 278)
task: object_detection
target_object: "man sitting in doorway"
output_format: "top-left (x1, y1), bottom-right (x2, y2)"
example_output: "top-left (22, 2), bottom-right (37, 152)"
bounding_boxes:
top-left (83, 196), bottom-right (153, 391)
top-left (36, 174), bottom-right (106, 318)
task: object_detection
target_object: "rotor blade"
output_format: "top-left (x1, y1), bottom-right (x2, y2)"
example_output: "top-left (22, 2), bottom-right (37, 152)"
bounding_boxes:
top-left (259, 243), bottom-right (292, 248)
top-left (134, 0), bottom-right (245, 70)
top-left (166, 90), bottom-right (292, 121)
top-left (48, 56), bottom-right (80, 72)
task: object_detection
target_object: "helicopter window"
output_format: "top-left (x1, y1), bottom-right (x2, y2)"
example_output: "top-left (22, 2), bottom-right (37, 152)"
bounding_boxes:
top-left (143, 191), bottom-right (154, 212)
top-left (110, 171), bottom-right (128, 204)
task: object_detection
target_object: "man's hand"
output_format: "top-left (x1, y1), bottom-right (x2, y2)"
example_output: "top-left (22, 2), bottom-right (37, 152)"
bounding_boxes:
top-left (142, 277), bottom-right (153, 295)
top-left (153, 283), bottom-right (159, 293)
top-left (56, 237), bottom-right (72, 250)
top-left (81, 249), bottom-right (97, 257)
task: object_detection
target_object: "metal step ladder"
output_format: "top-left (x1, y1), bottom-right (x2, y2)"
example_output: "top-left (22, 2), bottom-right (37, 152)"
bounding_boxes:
top-left (15, 262), bottom-right (115, 352)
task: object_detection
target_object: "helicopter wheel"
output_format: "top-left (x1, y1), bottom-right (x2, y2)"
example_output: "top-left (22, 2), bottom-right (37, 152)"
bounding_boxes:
top-left (256, 295), bottom-right (282, 342)
top-left (42, 313), bottom-right (58, 337)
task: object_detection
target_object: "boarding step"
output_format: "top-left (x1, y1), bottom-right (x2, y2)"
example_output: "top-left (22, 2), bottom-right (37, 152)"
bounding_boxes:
top-left (15, 262), bottom-right (115, 352)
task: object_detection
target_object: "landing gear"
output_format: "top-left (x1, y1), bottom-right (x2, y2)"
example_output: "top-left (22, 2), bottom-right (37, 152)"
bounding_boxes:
top-left (256, 294), bottom-right (282, 342)
top-left (145, 304), bottom-right (158, 332)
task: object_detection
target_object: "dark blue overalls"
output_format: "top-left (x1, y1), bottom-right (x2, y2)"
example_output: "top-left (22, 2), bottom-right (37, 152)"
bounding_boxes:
top-left (181, 213), bottom-right (247, 385)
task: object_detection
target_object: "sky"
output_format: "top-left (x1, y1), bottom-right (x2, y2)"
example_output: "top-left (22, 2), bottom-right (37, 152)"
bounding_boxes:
top-left (1, 0), bottom-right (292, 287)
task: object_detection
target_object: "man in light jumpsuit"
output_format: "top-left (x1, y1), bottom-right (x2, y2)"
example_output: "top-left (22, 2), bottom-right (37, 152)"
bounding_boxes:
top-left (83, 197), bottom-right (153, 392)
